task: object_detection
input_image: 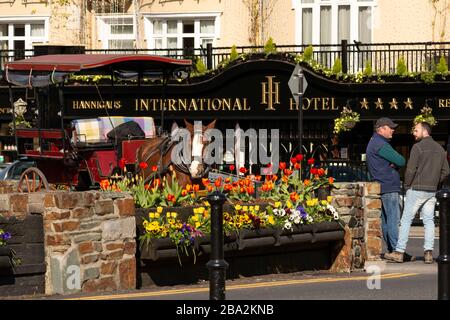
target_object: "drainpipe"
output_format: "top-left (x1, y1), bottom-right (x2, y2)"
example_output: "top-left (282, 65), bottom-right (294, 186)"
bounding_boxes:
top-left (133, 0), bottom-right (140, 49)
top-left (260, 0), bottom-right (264, 45)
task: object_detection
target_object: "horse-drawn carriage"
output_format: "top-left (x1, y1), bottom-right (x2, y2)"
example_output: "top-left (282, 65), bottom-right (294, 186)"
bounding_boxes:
top-left (4, 54), bottom-right (196, 192)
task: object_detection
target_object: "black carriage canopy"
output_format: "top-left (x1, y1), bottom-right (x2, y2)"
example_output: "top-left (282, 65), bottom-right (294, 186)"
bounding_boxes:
top-left (4, 54), bottom-right (192, 87)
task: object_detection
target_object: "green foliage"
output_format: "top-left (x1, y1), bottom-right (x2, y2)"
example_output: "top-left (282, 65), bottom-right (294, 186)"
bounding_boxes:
top-left (303, 45), bottom-right (314, 62)
top-left (420, 71), bottom-right (435, 84)
top-left (396, 56), bottom-right (408, 76)
top-left (414, 106), bottom-right (437, 126)
top-left (332, 58), bottom-right (342, 75)
top-left (264, 37), bottom-right (277, 55)
top-left (333, 107), bottom-right (360, 134)
top-left (230, 45), bottom-right (239, 61)
top-left (363, 60), bottom-right (373, 77)
top-left (195, 58), bottom-right (207, 74)
top-left (436, 56), bottom-right (449, 74)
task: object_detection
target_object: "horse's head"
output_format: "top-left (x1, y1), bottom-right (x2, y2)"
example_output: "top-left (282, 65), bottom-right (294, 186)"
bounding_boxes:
top-left (180, 119), bottom-right (216, 178)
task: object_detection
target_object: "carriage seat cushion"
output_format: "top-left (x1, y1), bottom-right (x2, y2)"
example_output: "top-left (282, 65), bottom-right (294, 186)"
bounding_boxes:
top-left (72, 116), bottom-right (155, 144)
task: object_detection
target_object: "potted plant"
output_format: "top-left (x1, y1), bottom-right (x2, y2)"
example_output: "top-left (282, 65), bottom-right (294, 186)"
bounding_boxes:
top-left (333, 106), bottom-right (360, 135)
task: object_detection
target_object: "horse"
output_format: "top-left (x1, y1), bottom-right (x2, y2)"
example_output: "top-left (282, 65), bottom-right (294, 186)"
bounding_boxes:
top-left (136, 119), bottom-right (216, 188)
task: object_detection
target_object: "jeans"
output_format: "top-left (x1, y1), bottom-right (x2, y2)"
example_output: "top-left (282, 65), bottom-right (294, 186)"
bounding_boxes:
top-left (396, 189), bottom-right (436, 253)
top-left (380, 192), bottom-right (400, 252)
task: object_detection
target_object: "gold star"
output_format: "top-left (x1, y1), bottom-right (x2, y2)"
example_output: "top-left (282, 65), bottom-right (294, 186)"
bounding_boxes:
top-left (389, 98), bottom-right (398, 110)
top-left (404, 98), bottom-right (413, 109)
top-left (375, 98), bottom-right (384, 110)
top-left (360, 98), bottom-right (369, 110)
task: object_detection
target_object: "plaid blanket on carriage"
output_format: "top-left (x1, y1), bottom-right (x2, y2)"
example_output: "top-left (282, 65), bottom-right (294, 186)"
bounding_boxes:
top-left (72, 116), bottom-right (156, 144)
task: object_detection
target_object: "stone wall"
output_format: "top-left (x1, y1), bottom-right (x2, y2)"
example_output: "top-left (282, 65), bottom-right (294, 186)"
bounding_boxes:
top-left (330, 182), bottom-right (382, 272)
top-left (0, 191), bottom-right (136, 295)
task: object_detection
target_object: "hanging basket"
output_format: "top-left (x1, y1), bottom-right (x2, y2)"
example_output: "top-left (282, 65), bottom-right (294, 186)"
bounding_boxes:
top-left (343, 121), bottom-right (356, 130)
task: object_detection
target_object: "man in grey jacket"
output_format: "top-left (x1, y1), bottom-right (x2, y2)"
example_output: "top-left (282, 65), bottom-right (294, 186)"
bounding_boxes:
top-left (385, 122), bottom-right (449, 263)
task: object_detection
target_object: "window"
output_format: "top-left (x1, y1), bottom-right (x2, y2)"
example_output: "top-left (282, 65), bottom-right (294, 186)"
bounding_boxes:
top-left (98, 16), bottom-right (135, 50)
top-left (145, 13), bottom-right (220, 58)
top-left (0, 19), bottom-right (48, 62)
top-left (294, 0), bottom-right (375, 45)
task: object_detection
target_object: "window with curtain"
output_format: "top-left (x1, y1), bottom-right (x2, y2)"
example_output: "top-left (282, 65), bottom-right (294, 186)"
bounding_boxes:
top-left (100, 17), bottom-right (135, 50)
top-left (0, 20), bottom-right (47, 52)
top-left (338, 5), bottom-right (350, 43)
top-left (147, 16), bottom-right (218, 57)
top-left (302, 8), bottom-right (312, 45)
top-left (298, 0), bottom-right (374, 45)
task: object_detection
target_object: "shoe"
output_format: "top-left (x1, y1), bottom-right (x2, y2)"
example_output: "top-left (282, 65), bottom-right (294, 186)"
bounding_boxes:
top-left (424, 250), bottom-right (433, 264)
top-left (384, 251), bottom-right (404, 263)
top-left (403, 252), bottom-right (416, 262)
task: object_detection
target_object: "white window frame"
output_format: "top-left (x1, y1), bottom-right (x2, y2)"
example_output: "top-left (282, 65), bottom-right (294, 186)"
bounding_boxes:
top-left (0, 16), bottom-right (49, 51)
top-left (143, 12), bottom-right (221, 51)
top-left (292, 0), bottom-right (377, 45)
top-left (97, 15), bottom-right (136, 49)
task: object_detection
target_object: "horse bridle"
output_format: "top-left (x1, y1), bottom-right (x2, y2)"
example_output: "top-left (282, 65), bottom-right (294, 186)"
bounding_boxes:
top-left (140, 134), bottom-right (212, 183)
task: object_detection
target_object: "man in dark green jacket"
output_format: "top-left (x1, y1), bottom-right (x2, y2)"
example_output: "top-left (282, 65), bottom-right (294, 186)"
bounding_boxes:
top-left (366, 117), bottom-right (406, 255)
top-left (385, 122), bottom-right (449, 263)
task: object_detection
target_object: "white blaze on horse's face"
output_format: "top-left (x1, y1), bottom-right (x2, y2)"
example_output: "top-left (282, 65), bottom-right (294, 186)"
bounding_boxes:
top-left (189, 121), bottom-right (204, 178)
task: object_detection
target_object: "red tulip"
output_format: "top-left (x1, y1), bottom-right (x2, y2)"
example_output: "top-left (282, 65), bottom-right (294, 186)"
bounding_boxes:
top-left (239, 167), bottom-right (248, 174)
top-left (296, 154), bottom-right (304, 161)
top-left (229, 164), bottom-right (235, 171)
top-left (290, 157), bottom-right (297, 164)
top-left (119, 158), bottom-right (126, 170)
top-left (279, 162), bottom-right (287, 170)
top-left (307, 158), bottom-right (315, 165)
top-left (151, 165), bottom-right (158, 172)
top-left (139, 162), bottom-right (148, 170)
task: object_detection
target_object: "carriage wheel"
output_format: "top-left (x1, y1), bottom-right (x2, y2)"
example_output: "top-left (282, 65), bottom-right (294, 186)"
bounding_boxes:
top-left (17, 167), bottom-right (50, 193)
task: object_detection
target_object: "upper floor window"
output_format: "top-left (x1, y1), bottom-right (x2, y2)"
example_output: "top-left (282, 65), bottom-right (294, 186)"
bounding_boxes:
top-left (98, 16), bottom-right (135, 50)
top-left (145, 13), bottom-right (220, 57)
top-left (296, 0), bottom-right (375, 45)
top-left (0, 19), bottom-right (48, 60)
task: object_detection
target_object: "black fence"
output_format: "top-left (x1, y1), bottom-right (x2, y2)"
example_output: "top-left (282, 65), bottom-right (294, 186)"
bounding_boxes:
top-left (1, 41), bottom-right (450, 75)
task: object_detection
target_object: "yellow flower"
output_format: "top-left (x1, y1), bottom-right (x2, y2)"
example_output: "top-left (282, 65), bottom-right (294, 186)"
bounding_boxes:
top-left (242, 206), bottom-right (248, 212)
top-left (235, 204), bottom-right (242, 211)
top-left (155, 212), bottom-right (160, 218)
top-left (193, 208), bottom-right (199, 214)
top-left (156, 206), bottom-right (163, 213)
top-left (204, 201), bottom-right (210, 206)
top-left (198, 207), bottom-right (205, 214)
top-left (249, 206), bottom-right (254, 212)
top-left (327, 196), bottom-right (333, 203)
top-left (268, 216), bottom-right (275, 225)
top-left (166, 212), bottom-right (171, 218)
top-left (192, 215), bottom-right (199, 222)
top-left (274, 201), bottom-right (281, 208)
top-left (321, 200), bottom-right (328, 206)
top-left (149, 212), bottom-right (155, 219)
top-left (286, 200), bottom-right (292, 209)
top-left (195, 222), bottom-right (201, 228)
top-left (254, 205), bottom-right (260, 211)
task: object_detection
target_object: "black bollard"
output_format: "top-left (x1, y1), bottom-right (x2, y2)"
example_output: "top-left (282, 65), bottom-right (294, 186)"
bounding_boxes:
top-left (436, 187), bottom-right (450, 300)
top-left (206, 191), bottom-right (229, 300)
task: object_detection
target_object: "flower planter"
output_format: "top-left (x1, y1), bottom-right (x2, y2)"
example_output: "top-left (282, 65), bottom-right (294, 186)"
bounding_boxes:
top-left (0, 247), bottom-right (13, 274)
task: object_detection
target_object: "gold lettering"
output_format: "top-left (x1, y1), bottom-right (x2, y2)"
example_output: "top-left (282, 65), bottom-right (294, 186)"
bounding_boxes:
top-left (261, 75), bottom-right (280, 111)
top-left (179, 99), bottom-right (187, 111)
top-left (303, 98), bottom-right (311, 111)
top-left (312, 98), bottom-right (320, 111)
top-left (222, 98), bottom-right (231, 111)
top-left (212, 98), bottom-right (221, 111)
top-left (439, 99), bottom-right (445, 108)
top-left (189, 99), bottom-right (198, 111)
top-left (233, 99), bottom-right (242, 110)
top-left (321, 98), bottom-right (330, 110)
top-left (167, 99), bottom-right (176, 111)
top-left (243, 98), bottom-right (251, 111)
top-left (331, 98), bottom-right (338, 110)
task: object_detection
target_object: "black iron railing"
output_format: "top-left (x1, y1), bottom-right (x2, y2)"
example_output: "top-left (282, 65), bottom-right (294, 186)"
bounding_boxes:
top-left (1, 41), bottom-right (449, 75)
